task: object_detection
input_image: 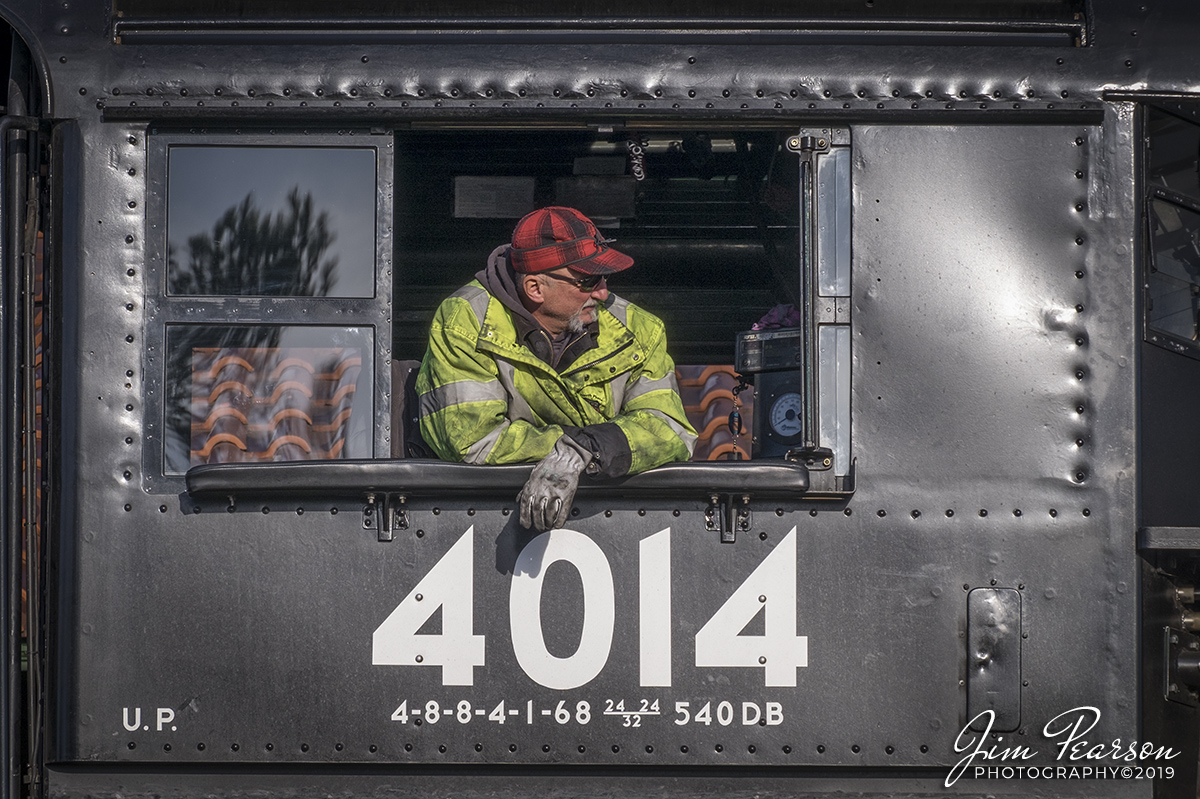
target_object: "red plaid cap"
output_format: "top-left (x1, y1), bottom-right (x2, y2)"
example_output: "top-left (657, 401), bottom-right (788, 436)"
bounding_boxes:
top-left (509, 206), bottom-right (633, 275)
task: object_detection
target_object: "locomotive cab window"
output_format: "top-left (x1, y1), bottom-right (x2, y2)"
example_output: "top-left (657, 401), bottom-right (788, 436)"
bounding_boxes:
top-left (391, 128), bottom-right (851, 488)
top-left (1147, 106), bottom-right (1200, 354)
top-left (144, 132), bottom-right (394, 483)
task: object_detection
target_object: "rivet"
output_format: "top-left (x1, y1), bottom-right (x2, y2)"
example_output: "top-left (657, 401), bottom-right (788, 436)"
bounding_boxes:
top-left (809, 509), bottom-right (817, 517)
top-left (1074, 170), bottom-right (1084, 179)
top-left (680, 745), bottom-right (688, 753)
top-left (126, 268), bottom-right (136, 276)
top-left (125, 234), bottom-right (134, 244)
top-left (579, 745), bottom-right (586, 753)
top-left (1083, 508), bottom-right (1091, 516)
top-left (758, 656), bottom-right (766, 664)
top-left (886, 745), bottom-right (894, 754)
top-left (509, 744), bottom-right (518, 752)
top-left (474, 743), bottom-right (482, 752)
top-left (714, 744), bottom-right (723, 752)
top-left (415, 593), bottom-right (423, 601)
top-left (723, 89), bottom-right (731, 97)
top-left (877, 509), bottom-right (886, 517)
top-left (852, 745), bottom-right (861, 753)
top-left (843, 508), bottom-right (852, 516)
top-left (415, 655), bottom-right (423, 663)
top-left (438, 745), bottom-right (446, 753)
top-left (911, 509), bottom-right (921, 519)
top-left (1075, 236), bottom-right (1085, 245)
top-left (979, 509), bottom-right (988, 517)
top-left (758, 531), bottom-right (767, 540)
top-left (1075, 270), bottom-right (1085, 279)
top-left (404, 744), bottom-right (411, 752)
top-left (231, 743), bottom-right (239, 751)
top-left (817, 744), bottom-right (825, 753)
top-left (1013, 508), bottom-right (1023, 517)
top-left (945, 509), bottom-right (954, 517)
top-left (1050, 508), bottom-right (1058, 517)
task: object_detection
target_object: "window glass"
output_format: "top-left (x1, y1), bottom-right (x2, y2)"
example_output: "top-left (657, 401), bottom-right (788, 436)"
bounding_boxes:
top-left (1148, 109), bottom-right (1200, 198)
top-left (1149, 198), bottom-right (1200, 342)
top-left (167, 146), bottom-right (376, 297)
top-left (164, 325), bottom-right (373, 473)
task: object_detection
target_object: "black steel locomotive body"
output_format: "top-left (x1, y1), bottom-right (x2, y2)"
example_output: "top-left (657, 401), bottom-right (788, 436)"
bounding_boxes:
top-left (1, 1), bottom-right (1200, 797)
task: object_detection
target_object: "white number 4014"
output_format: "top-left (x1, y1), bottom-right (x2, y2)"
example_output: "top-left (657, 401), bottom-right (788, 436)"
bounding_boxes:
top-left (372, 525), bottom-right (807, 689)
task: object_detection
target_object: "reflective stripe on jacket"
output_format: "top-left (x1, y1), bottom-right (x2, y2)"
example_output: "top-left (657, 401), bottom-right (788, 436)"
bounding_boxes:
top-left (417, 280), bottom-right (696, 474)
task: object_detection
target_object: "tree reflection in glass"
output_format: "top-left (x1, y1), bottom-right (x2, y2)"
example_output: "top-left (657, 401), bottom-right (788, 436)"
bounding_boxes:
top-left (168, 188), bottom-right (337, 297)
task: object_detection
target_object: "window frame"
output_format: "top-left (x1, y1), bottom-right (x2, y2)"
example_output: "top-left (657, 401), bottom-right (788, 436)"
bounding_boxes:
top-left (142, 129), bottom-right (395, 491)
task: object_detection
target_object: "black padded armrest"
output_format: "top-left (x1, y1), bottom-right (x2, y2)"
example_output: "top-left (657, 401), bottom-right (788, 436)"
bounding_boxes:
top-left (185, 459), bottom-right (808, 500)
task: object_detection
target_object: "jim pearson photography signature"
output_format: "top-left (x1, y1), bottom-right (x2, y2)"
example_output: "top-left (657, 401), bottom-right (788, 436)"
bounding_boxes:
top-left (946, 707), bottom-right (1181, 787)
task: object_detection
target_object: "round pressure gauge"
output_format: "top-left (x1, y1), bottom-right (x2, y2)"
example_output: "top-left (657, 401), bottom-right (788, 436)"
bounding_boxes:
top-left (769, 392), bottom-right (804, 438)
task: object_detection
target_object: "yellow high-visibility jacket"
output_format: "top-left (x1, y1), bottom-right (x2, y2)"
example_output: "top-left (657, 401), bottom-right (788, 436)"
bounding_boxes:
top-left (417, 280), bottom-right (696, 476)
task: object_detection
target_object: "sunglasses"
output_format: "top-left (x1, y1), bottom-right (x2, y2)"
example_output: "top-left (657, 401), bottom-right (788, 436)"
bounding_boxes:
top-left (542, 271), bottom-right (608, 291)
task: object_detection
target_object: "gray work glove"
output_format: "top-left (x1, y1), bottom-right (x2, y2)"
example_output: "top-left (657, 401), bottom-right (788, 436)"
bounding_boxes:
top-left (518, 436), bottom-right (592, 531)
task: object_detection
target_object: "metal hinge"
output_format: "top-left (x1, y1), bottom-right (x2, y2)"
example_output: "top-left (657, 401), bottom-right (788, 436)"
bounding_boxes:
top-left (705, 494), bottom-right (752, 543)
top-left (1166, 626), bottom-right (1200, 707)
top-left (363, 494), bottom-right (408, 543)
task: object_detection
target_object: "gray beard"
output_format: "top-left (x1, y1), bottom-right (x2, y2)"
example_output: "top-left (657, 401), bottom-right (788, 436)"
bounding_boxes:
top-left (567, 303), bottom-right (595, 334)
